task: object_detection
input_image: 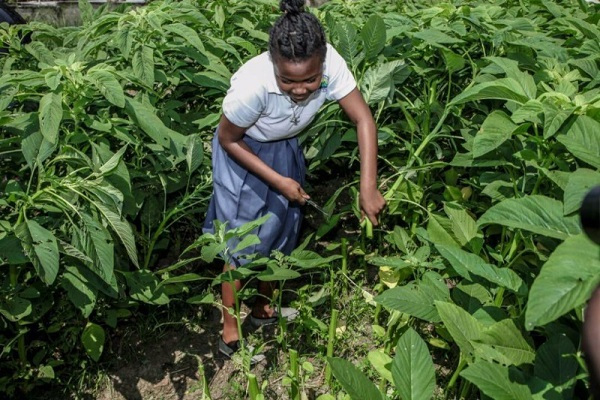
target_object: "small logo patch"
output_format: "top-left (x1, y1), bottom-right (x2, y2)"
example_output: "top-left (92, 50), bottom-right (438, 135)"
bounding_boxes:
top-left (319, 75), bottom-right (329, 91)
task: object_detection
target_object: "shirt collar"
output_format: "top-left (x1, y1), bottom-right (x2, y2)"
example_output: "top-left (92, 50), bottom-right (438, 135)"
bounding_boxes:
top-left (266, 52), bottom-right (283, 95)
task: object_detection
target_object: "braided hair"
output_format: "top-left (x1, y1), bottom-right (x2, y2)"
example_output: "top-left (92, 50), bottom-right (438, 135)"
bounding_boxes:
top-left (269, 0), bottom-right (327, 63)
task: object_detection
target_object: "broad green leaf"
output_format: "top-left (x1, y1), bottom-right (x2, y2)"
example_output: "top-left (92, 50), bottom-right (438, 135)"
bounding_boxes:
top-left (475, 319), bottom-right (535, 366)
top-left (98, 145), bottom-right (127, 176)
top-left (58, 239), bottom-right (93, 264)
top-left (132, 45), bottom-right (154, 87)
top-left (478, 196), bottom-right (581, 240)
top-left (444, 203), bottom-right (478, 246)
top-left (186, 293), bottom-right (215, 305)
top-left (375, 279), bottom-right (446, 322)
top-left (124, 98), bottom-right (186, 155)
top-left (360, 60), bottom-right (406, 105)
top-left (526, 234), bottom-right (600, 329)
top-left (165, 23), bottom-right (205, 52)
top-left (93, 202), bottom-right (139, 268)
top-left (0, 235), bottom-right (28, 264)
top-left (412, 28), bottom-right (464, 47)
top-left (391, 328), bottom-right (436, 400)
top-left (486, 57), bottom-right (536, 99)
top-left (87, 69), bottom-right (125, 108)
top-left (38, 365), bottom-right (55, 379)
top-left (158, 273), bottom-right (204, 287)
top-left (44, 70), bottom-right (61, 91)
top-left (38, 92), bottom-right (63, 144)
top-left (123, 270), bottom-right (169, 305)
top-left (186, 134), bottom-right (204, 175)
top-left (564, 168), bottom-right (600, 215)
top-left (115, 28), bottom-right (133, 59)
top-left (542, 102), bottom-right (573, 139)
top-left (512, 100), bottom-right (543, 124)
top-left (81, 322), bottom-right (105, 362)
top-left (534, 335), bottom-right (577, 389)
top-left (557, 116), bottom-right (600, 169)
top-left (473, 111), bottom-right (517, 158)
top-left (78, 0), bottom-right (94, 25)
top-left (235, 18), bottom-right (269, 43)
top-left (360, 15), bottom-right (386, 60)
top-left (0, 296), bottom-right (32, 322)
top-left (327, 357), bottom-right (384, 400)
top-left (442, 49), bottom-right (465, 74)
top-left (231, 234), bottom-right (260, 254)
top-left (461, 360), bottom-right (532, 400)
top-left (427, 213), bottom-right (460, 247)
top-left (257, 265), bottom-right (301, 281)
top-left (436, 245), bottom-right (526, 295)
top-left (80, 213), bottom-right (114, 284)
top-left (450, 78), bottom-right (529, 105)
top-left (26, 41), bottom-right (54, 65)
top-left (368, 350), bottom-right (393, 383)
top-left (435, 301), bottom-right (482, 357)
top-left (452, 282), bottom-right (493, 314)
top-left (15, 220), bottom-right (59, 285)
top-left (61, 266), bottom-right (97, 318)
top-left (335, 22), bottom-right (360, 69)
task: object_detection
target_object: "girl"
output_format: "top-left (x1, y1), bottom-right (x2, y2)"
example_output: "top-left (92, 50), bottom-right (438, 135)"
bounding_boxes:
top-left (203, 0), bottom-right (386, 361)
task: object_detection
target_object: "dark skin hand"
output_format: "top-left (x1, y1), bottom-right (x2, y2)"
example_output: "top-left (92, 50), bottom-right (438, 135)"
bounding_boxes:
top-left (217, 54), bottom-right (385, 225)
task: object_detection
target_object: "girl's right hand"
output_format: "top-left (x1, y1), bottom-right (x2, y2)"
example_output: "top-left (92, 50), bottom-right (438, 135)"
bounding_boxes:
top-left (276, 177), bottom-right (309, 204)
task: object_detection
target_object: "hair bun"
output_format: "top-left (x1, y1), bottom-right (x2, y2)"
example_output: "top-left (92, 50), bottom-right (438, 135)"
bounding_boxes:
top-left (280, 0), bottom-right (305, 14)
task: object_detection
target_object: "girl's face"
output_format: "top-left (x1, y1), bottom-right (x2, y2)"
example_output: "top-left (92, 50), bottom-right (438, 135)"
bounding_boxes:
top-left (273, 55), bottom-right (323, 103)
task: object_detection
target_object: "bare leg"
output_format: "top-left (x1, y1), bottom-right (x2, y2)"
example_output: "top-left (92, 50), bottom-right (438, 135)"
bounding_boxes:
top-left (252, 281), bottom-right (276, 318)
top-left (221, 264), bottom-right (242, 343)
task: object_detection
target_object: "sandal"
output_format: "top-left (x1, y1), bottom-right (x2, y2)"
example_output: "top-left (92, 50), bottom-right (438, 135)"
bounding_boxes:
top-left (218, 337), bottom-right (266, 365)
top-left (249, 307), bottom-right (299, 328)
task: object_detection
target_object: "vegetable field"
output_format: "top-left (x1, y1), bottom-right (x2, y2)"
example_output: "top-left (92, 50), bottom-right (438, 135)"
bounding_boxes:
top-left (1, 0), bottom-right (600, 398)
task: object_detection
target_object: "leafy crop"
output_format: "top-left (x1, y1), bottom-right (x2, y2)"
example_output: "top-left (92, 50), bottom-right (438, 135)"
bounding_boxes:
top-left (1, 0), bottom-right (599, 398)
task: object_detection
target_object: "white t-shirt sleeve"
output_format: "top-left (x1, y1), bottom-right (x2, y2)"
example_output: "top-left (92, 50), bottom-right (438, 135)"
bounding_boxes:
top-left (222, 70), bottom-right (265, 128)
top-left (325, 45), bottom-right (357, 101)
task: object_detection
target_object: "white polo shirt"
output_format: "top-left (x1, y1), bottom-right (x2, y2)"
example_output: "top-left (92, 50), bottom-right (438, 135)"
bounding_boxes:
top-left (222, 43), bottom-right (356, 142)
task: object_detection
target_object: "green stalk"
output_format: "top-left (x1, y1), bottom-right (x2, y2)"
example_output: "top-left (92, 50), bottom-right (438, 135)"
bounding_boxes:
top-left (196, 357), bottom-right (212, 400)
top-left (459, 380), bottom-right (472, 399)
top-left (248, 373), bottom-right (260, 400)
top-left (341, 238), bottom-right (348, 294)
top-left (289, 349), bottom-right (300, 400)
top-left (446, 353), bottom-right (467, 393)
top-left (374, 303), bottom-right (382, 326)
top-left (325, 309), bottom-right (339, 385)
top-left (495, 287), bottom-right (506, 307)
top-left (12, 211), bottom-right (26, 364)
top-left (229, 272), bottom-right (248, 371)
top-left (17, 330), bottom-right (26, 364)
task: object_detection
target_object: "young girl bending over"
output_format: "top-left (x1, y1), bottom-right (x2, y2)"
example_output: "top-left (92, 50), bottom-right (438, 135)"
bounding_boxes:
top-left (203, 0), bottom-right (386, 362)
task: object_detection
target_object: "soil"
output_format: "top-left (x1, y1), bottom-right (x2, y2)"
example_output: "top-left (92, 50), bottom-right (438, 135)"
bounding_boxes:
top-left (95, 305), bottom-right (264, 400)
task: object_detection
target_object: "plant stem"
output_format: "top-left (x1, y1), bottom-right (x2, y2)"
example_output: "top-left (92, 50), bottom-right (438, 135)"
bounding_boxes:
top-left (289, 349), bottom-right (300, 400)
top-left (447, 353), bottom-right (467, 392)
top-left (325, 309), bottom-right (339, 385)
top-left (248, 373), bottom-right (260, 400)
top-left (341, 238), bottom-right (348, 294)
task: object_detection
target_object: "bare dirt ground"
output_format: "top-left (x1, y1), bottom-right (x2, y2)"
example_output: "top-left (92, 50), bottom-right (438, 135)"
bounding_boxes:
top-left (95, 304), bottom-right (291, 400)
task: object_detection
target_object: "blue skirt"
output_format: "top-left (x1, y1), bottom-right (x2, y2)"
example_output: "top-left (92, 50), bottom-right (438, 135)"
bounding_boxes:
top-left (203, 133), bottom-right (306, 267)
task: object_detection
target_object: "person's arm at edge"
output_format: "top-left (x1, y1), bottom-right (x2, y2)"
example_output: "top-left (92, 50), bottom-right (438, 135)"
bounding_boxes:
top-left (217, 115), bottom-right (309, 204)
top-left (338, 88), bottom-right (386, 225)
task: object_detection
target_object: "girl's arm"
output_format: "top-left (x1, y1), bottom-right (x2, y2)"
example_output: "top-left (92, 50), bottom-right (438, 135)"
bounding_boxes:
top-left (338, 88), bottom-right (386, 225)
top-left (217, 114), bottom-right (309, 204)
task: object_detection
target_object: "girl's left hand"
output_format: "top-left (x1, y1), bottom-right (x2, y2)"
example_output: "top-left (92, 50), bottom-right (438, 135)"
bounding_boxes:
top-left (360, 188), bottom-right (386, 226)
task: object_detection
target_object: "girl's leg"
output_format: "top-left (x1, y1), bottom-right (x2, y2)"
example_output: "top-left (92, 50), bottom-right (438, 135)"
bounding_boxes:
top-left (252, 281), bottom-right (276, 318)
top-left (221, 263), bottom-right (242, 343)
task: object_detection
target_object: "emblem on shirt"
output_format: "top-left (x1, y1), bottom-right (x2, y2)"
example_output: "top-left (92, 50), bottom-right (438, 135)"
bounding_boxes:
top-left (319, 75), bottom-right (329, 92)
